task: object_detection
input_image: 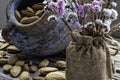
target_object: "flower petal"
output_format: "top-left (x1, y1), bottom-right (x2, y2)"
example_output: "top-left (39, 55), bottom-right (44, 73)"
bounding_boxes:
top-left (47, 15), bottom-right (58, 21)
top-left (74, 22), bottom-right (83, 32)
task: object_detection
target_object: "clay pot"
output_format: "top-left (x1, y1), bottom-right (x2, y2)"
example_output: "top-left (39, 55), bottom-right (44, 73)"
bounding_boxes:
top-left (2, 0), bottom-right (72, 56)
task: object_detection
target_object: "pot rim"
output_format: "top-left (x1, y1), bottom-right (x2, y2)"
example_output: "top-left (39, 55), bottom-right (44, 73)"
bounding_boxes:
top-left (7, 0), bottom-right (47, 30)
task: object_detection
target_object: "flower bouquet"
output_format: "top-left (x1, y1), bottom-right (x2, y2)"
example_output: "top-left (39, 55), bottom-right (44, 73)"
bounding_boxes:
top-left (46, 0), bottom-right (118, 80)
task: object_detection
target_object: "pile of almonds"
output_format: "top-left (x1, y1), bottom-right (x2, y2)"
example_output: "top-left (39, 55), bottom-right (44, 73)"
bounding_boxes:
top-left (0, 32), bottom-right (66, 80)
top-left (2, 54), bottom-right (66, 80)
top-left (15, 3), bottom-right (45, 24)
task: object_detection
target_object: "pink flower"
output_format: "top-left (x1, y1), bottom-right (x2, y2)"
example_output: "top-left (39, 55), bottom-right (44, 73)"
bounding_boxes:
top-left (48, 2), bottom-right (58, 9)
top-left (57, 7), bottom-right (65, 18)
top-left (48, 0), bottom-right (66, 18)
top-left (77, 5), bottom-right (85, 17)
top-left (57, 0), bottom-right (66, 17)
top-left (91, 5), bottom-right (102, 13)
top-left (92, 0), bottom-right (104, 7)
top-left (91, 0), bottom-right (103, 13)
top-left (92, 0), bottom-right (100, 6)
top-left (57, 0), bottom-right (66, 9)
top-left (74, 22), bottom-right (83, 32)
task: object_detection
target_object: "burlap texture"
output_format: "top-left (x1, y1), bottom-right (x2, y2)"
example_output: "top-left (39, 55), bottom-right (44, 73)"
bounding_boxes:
top-left (66, 31), bottom-right (112, 80)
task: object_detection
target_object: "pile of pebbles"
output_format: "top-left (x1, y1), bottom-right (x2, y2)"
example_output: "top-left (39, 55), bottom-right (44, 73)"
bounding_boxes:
top-left (15, 3), bottom-right (45, 24)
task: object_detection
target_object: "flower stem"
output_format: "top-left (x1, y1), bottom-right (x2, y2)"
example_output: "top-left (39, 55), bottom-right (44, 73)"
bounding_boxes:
top-left (62, 17), bottom-right (72, 32)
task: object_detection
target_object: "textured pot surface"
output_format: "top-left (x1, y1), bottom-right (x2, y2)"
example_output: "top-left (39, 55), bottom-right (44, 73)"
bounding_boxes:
top-left (2, 0), bottom-right (72, 56)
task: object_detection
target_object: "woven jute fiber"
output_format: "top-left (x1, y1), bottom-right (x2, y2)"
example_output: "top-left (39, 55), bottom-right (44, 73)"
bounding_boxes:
top-left (66, 31), bottom-right (112, 80)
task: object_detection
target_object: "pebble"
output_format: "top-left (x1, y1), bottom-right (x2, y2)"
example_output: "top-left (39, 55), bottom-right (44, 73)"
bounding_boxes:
top-left (15, 61), bottom-right (25, 67)
top-left (39, 67), bottom-right (58, 75)
top-left (10, 66), bottom-right (21, 77)
top-left (19, 71), bottom-right (30, 80)
top-left (45, 71), bottom-right (65, 80)
top-left (33, 76), bottom-right (45, 80)
top-left (8, 55), bottom-right (18, 65)
top-left (2, 64), bottom-right (12, 72)
top-left (39, 59), bottom-right (49, 68)
top-left (56, 61), bottom-right (66, 68)
top-left (29, 65), bottom-right (38, 73)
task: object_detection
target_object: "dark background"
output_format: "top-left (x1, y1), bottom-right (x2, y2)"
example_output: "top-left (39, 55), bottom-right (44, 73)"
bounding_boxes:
top-left (0, 0), bottom-right (120, 29)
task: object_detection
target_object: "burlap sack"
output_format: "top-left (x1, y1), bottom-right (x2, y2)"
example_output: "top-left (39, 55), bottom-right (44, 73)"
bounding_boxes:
top-left (66, 31), bottom-right (112, 80)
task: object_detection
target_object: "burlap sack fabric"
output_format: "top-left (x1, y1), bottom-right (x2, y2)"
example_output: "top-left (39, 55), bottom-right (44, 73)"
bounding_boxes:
top-left (66, 31), bottom-right (112, 80)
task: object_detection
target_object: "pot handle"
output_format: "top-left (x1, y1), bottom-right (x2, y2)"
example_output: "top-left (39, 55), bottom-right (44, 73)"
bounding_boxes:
top-left (2, 22), bottom-right (14, 42)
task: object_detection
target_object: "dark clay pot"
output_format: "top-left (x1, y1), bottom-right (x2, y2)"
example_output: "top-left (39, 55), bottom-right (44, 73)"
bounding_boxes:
top-left (2, 0), bottom-right (72, 56)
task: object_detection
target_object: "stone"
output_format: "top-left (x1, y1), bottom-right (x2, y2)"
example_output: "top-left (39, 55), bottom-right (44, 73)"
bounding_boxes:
top-left (21, 10), bottom-right (35, 17)
top-left (56, 61), bottom-right (66, 68)
top-left (0, 43), bottom-right (9, 50)
top-left (45, 71), bottom-right (65, 80)
top-left (2, 64), bottom-right (12, 72)
top-left (15, 10), bottom-right (22, 21)
top-left (23, 64), bottom-right (29, 72)
top-left (29, 65), bottom-right (38, 73)
top-left (8, 55), bottom-right (18, 65)
top-left (33, 76), bottom-right (45, 80)
top-left (10, 66), bottom-right (21, 77)
top-left (20, 16), bottom-right (39, 24)
top-left (19, 71), bottom-right (30, 80)
top-left (39, 59), bottom-right (49, 68)
top-left (39, 67), bottom-right (58, 75)
top-left (15, 61), bottom-right (25, 67)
